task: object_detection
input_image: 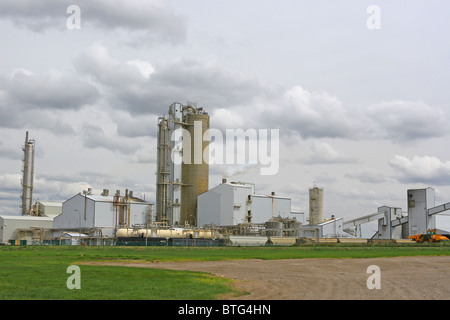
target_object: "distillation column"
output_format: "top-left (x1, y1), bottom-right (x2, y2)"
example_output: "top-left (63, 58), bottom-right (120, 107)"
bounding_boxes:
top-left (156, 103), bottom-right (209, 226)
top-left (21, 131), bottom-right (35, 216)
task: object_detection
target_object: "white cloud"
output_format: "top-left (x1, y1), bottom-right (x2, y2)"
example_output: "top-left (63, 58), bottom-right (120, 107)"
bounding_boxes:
top-left (252, 85), bottom-right (362, 139)
top-left (303, 141), bottom-right (358, 165)
top-left (389, 155), bottom-right (450, 185)
top-left (126, 60), bottom-right (155, 79)
top-left (210, 108), bottom-right (245, 131)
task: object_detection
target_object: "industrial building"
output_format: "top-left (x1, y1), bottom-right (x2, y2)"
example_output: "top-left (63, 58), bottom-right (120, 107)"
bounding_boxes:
top-left (156, 102), bottom-right (210, 227)
top-left (343, 188), bottom-right (450, 240)
top-left (53, 189), bottom-right (153, 239)
top-left (3, 109), bottom-right (450, 246)
top-left (0, 215), bottom-right (53, 245)
top-left (197, 180), bottom-right (298, 227)
top-left (29, 201), bottom-right (62, 218)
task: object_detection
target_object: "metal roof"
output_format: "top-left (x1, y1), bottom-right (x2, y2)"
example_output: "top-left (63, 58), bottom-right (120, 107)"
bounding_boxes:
top-left (65, 193), bottom-right (153, 204)
top-left (61, 232), bottom-right (88, 238)
top-left (0, 214), bottom-right (54, 221)
top-left (37, 201), bottom-right (62, 206)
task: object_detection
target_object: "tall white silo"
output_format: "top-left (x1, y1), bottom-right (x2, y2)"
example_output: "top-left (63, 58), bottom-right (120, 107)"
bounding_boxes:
top-left (309, 186), bottom-right (323, 225)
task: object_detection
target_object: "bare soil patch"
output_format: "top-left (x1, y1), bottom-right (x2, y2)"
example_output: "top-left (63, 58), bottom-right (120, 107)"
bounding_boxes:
top-left (83, 256), bottom-right (450, 300)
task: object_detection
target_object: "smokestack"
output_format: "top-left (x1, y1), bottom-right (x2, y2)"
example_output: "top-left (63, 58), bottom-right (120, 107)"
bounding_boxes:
top-left (21, 131), bottom-right (35, 216)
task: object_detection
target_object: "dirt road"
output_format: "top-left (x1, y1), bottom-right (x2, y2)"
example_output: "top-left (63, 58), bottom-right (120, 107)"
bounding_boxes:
top-left (86, 256), bottom-right (450, 300)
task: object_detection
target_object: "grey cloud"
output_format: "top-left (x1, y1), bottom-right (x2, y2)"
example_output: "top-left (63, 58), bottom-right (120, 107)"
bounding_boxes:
top-left (151, 57), bottom-right (261, 108)
top-left (7, 70), bottom-right (99, 110)
top-left (0, 0), bottom-right (187, 45)
top-left (117, 114), bottom-right (158, 138)
top-left (74, 45), bottom-right (262, 114)
top-left (0, 69), bottom-right (98, 134)
top-left (345, 170), bottom-right (387, 184)
top-left (0, 0), bottom-right (66, 32)
top-left (0, 142), bottom-right (21, 160)
top-left (81, 123), bottom-right (140, 154)
top-left (72, 45), bottom-right (450, 144)
top-left (364, 101), bottom-right (448, 142)
top-left (0, 103), bottom-right (75, 135)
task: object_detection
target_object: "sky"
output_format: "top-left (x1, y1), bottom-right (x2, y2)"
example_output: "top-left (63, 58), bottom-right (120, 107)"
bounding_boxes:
top-left (0, 0), bottom-right (449, 233)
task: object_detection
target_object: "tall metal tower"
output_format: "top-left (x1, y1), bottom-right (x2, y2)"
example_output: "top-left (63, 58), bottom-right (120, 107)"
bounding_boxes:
top-left (309, 185), bottom-right (323, 225)
top-left (156, 103), bottom-right (210, 226)
top-left (21, 131), bottom-right (35, 216)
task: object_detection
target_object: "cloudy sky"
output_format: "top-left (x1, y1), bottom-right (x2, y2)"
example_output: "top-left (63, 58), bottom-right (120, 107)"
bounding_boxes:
top-left (1, 0), bottom-right (449, 232)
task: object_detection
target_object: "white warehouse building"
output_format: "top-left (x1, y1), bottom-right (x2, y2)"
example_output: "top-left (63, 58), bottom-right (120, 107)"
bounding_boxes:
top-left (0, 215), bottom-right (53, 244)
top-left (197, 181), bottom-right (299, 227)
top-left (54, 189), bottom-right (153, 238)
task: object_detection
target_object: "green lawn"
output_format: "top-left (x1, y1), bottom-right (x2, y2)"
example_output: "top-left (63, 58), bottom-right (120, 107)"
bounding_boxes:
top-left (1, 243), bottom-right (449, 300)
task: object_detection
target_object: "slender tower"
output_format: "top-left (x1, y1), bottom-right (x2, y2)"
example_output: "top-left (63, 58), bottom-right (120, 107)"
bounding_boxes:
top-left (21, 131), bottom-right (35, 216)
top-left (309, 185), bottom-right (323, 225)
top-left (156, 103), bottom-right (209, 226)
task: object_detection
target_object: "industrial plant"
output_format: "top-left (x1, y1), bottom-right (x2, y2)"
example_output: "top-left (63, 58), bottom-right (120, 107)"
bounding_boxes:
top-left (1, 103), bottom-right (450, 246)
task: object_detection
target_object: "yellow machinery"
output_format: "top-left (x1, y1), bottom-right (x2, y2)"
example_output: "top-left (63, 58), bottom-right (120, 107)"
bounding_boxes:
top-left (408, 229), bottom-right (449, 243)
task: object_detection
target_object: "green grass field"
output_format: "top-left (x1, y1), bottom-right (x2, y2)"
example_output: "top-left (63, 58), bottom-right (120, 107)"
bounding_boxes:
top-left (1, 243), bottom-right (449, 300)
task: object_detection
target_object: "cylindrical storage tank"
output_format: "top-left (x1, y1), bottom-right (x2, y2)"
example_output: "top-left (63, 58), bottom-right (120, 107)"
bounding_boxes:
top-left (116, 228), bottom-right (140, 238)
top-left (309, 186), bottom-right (323, 225)
top-left (265, 221), bottom-right (283, 237)
top-left (227, 236), bottom-right (268, 247)
top-left (196, 230), bottom-right (213, 239)
top-left (287, 221), bottom-right (302, 237)
top-left (181, 110), bottom-right (210, 226)
top-left (156, 229), bottom-right (194, 238)
top-left (268, 237), bottom-right (297, 246)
